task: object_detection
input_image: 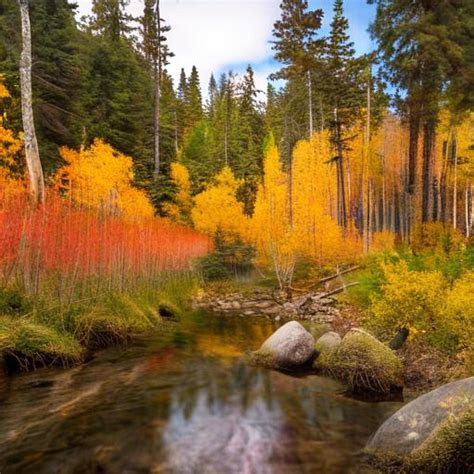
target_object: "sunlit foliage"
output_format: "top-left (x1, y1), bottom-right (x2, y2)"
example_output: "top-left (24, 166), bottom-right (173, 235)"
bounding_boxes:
top-left (191, 166), bottom-right (250, 241)
top-left (55, 139), bottom-right (154, 219)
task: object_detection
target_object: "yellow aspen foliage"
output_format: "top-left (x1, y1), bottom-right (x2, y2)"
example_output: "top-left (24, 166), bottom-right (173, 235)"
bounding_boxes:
top-left (0, 78), bottom-right (25, 198)
top-left (251, 141), bottom-right (296, 287)
top-left (191, 166), bottom-right (249, 241)
top-left (0, 74), bottom-right (9, 99)
top-left (162, 162), bottom-right (193, 224)
top-left (292, 131), bottom-right (356, 264)
top-left (55, 139), bottom-right (154, 219)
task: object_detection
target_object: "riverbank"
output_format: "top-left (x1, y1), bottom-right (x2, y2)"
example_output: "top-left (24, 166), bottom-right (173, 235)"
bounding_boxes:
top-left (0, 275), bottom-right (197, 373)
top-left (195, 283), bottom-right (467, 394)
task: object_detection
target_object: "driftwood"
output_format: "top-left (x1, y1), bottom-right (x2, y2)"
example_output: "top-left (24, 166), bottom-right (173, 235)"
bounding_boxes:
top-left (318, 265), bottom-right (360, 284)
top-left (319, 281), bottom-right (359, 298)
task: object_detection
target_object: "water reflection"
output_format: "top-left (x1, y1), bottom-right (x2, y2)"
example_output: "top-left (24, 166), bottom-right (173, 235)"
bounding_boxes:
top-left (0, 313), bottom-right (401, 473)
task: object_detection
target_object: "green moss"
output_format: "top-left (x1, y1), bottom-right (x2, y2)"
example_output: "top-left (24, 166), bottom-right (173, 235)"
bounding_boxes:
top-left (323, 329), bottom-right (404, 394)
top-left (246, 349), bottom-right (276, 369)
top-left (408, 406), bottom-right (474, 473)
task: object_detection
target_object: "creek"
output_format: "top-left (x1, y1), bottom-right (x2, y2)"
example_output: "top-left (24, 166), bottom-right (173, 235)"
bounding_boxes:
top-left (0, 312), bottom-right (404, 473)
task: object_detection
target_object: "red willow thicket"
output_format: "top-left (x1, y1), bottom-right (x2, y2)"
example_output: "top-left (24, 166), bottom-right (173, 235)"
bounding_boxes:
top-left (0, 191), bottom-right (210, 299)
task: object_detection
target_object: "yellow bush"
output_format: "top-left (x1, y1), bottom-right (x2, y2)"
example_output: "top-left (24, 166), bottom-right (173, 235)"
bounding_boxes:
top-left (370, 261), bottom-right (450, 347)
top-left (412, 222), bottom-right (465, 255)
top-left (444, 271), bottom-right (474, 367)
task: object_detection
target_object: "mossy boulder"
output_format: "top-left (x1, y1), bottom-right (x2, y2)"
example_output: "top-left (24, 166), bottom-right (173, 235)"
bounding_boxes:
top-left (315, 331), bottom-right (341, 354)
top-left (250, 321), bottom-right (315, 370)
top-left (366, 377), bottom-right (474, 473)
top-left (319, 328), bottom-right (404, 394)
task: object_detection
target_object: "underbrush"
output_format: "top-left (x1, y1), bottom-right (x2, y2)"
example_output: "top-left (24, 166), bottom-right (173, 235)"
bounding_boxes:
top-left (0, 275), bottom-right (198, 372)
top-left (341, 234), bottom-right (474, 376)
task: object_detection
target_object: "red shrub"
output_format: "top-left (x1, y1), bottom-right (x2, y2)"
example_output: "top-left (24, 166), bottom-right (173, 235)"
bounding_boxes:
top-left (0, 191), bottom-right (210, 295)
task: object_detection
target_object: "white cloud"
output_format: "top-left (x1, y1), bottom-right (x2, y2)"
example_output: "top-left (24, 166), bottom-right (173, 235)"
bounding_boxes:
top-left (76, 0), bottom-right (281, 91)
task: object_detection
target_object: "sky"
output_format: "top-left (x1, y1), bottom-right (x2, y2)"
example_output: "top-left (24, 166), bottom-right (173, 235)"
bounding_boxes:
top-left (76, 0), bottom-right (377, 98)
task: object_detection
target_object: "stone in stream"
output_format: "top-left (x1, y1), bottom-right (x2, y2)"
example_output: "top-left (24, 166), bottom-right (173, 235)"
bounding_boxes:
top-left (315, 331), bottom-right (341, 355)
top-left (315, 328), bottom-right (404, 394)
top-left (250, 321), bottom-right (315, 370)
top-left (365, 377), bottom-right (474, 472)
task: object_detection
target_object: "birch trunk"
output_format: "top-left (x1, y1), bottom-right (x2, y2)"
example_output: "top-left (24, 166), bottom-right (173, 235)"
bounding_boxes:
top-left (153, 0), bottom-right (162, 176)
top-left (18, 0), bottom-right (44, 204)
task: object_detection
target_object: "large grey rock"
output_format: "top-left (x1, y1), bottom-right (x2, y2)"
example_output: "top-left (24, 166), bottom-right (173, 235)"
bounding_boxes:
top-left (256, 321), bottom-right (315, 369)
top-left (366, 377), bottom-right (474, 456)
top-left (315, 331), bottom-right (341, 354)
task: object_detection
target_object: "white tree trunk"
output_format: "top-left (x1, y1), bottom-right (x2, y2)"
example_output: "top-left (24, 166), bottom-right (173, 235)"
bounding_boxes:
top-left (18, 0), bottom-right (44, 203)
top-left (307, 70), bottom-right (313, 137)
top-left (153, 0), bottom-right (162, 176)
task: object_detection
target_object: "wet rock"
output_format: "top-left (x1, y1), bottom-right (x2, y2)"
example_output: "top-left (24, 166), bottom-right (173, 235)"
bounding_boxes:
top-left (366, 377), bottom-right (474, 472)
top-left (320, 328), bottom-right (404, 394)
top-left (315, 331), bottom-right (341, 354)
top-left (252, 321), bottom-right (315, 369)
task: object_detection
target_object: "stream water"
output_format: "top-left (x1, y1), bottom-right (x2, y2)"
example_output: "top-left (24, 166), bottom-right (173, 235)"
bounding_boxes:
top-left (0, 312), bottom-right (403, 474)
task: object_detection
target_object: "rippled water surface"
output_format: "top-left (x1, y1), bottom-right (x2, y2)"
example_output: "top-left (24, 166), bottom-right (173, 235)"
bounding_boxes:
top-left (0, 313), bottom-right (403, 473)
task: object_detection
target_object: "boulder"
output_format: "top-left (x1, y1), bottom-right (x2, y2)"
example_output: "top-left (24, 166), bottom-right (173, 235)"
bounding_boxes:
top-left (315, 331), bottom-right (341, 354)
top-left (251, 321), bottom-right (315, 369)
top-left (321, 328), bottom-right (403, 394)
top-left (366, 377), bottom-right (474, 472)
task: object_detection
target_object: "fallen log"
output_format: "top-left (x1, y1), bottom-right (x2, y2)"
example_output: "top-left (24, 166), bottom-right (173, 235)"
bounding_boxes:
top-left (318, 265), bottom-right (360, 284)
top-left (320, 281), bottom-right (359, 298)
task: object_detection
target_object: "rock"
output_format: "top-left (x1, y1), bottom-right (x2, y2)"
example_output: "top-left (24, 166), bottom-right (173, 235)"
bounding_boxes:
top-left (243, 310), bottom-right (255, 316)
top-left (230, 301), bottom-right (241, 310)
top-left (320, 328), bottom-right (403, 394)
top-left (315, 331), bottom-right (341, 354)
top-left (254, 301), bottom-right (274, 309)
top-left (366, 377), bottom-right (474, 472)
top-left (252, 321), bottom-right (315, 369)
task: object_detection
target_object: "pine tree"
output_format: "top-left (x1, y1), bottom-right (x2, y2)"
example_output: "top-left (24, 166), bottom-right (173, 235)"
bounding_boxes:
top-left (90, 0), bottom-right (134, 41)
top-left (186, 65), bottom-right (203, 128)
top-left (140, 0), bottom-right (173, 176)
top-left (271, 0), bottom-right (325, 138)
top-left (324, 0), bottom-right (365, 228)
top-left (369, 0), bottom-right (473, 224)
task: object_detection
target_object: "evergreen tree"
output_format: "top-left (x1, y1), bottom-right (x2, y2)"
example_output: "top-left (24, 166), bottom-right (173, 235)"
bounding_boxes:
top-left (369, 0), bottom-right (473, 223)
top-left (271, 0), bottom-right (325, 138)
top-left (323, 0), bottom-right (366, 228)
top-left (89, 0), bottom-right (134, 41)
top-left (140, 0), bottom-right (173, 176)
top-left (236, 65), bottom-right (265, 213)
top-left (186, 65), bottom-right (203, 128)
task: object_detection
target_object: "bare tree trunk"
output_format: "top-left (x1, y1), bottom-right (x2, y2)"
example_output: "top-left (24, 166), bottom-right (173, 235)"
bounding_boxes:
top-left (307, 70), bottom-right (313, 138)
top-left (18, 0), bottom-right (44, 204)
top-left (334, 108), bottom-right (347, 230)
top-left (363, 78), bottom-right (371, 252)
top-left (153, 0), bottom-right (162, 176)
top-left (453, 135), bottom-right (458, 229)
top-left (421, 121), bottom-right (435, 222)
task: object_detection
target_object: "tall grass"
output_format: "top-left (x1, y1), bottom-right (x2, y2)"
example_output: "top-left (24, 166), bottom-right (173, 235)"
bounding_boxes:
top-left (0, 191), bottom-right (210, 370)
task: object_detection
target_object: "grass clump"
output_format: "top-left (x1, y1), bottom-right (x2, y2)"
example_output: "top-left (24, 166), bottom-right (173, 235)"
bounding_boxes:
top-left (323, 328), bottom-right (404, 394)
top-left (0, 316), bottom-right (84, 370)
